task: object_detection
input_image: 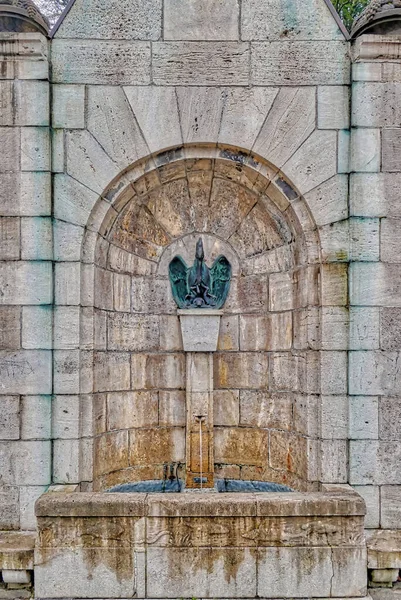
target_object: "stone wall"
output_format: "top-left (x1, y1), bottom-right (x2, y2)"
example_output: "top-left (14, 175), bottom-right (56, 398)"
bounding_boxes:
top-left (349, 34), bottom-right (401, 530)
top-left (0, 0), bottom-right (400, 543)
top-left (0, 33), bottom-right (52, 531)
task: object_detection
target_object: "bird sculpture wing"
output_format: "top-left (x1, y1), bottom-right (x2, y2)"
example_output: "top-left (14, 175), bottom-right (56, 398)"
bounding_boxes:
top-left (169, 255), bottom-right (188, 308)
top-left (210, 255), bottom-right (232, 309)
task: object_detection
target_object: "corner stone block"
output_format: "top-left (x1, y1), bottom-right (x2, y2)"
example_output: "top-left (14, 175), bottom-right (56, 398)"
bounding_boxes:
top-left (352, 82), bottom-right (401, 128)
top-left (349, 217), bottom-right (380, 262)
top-left (381, 218), bottom-right (401, 263)
top-left (321, 395), bottom-right (348, 439)
top-left (0, 127), bottom-right (20, 172)
top-left (349, 350), bottom-right (401, 396)
top-left (0, 306), bottom-right (20, 350)
top-left (51, 40), bottom-right (151, 85)
top-left (0, 486), bottom-right (19, 529)
top-left (321, 263), bottom-right (348, 306)
top-left (350, 263), bottom-right (401, 307)
top-left (20, 127), bottom-right (50, 172)
top-left (55, 262), bottom-right (81, 306)
top-left (164, 0), bottom-right (239, 40)
top-left (53, 350), bottom-right (80, 394)
top-left (0, 351), bottom-right (52, 394)
top-left (54, 306), bottom-right (80, 350)
top-left (320, 439), bottom-right (348, 483)
top-left (52, 84), bottom-right (85, 129)
top-left (351, 128), bottom-right (381, 173)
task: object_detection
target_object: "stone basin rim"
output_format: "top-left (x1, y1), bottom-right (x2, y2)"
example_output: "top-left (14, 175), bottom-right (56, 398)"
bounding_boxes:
top-left (35, 490), bottom-right (366, 518)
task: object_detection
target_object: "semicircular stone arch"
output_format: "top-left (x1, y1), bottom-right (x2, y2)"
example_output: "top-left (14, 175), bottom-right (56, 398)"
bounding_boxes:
top-left (82, 145), bottom-right (323, 492)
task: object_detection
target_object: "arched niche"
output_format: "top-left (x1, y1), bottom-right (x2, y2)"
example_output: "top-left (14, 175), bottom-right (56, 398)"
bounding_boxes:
top-left (81, 145), bottom-right (322, 492)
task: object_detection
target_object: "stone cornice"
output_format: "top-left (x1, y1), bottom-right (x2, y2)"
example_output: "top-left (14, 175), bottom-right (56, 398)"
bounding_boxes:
top-left (0, 31), bottom-right (47, 58)
top-left (352, 33), bottom-right (401, 61)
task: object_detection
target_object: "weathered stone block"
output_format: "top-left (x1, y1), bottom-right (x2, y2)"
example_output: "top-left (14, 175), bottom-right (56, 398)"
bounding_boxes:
top-left (318, 85), bottom-right (350, 129)
top-left (53, 439), bottom-right (80, 484)
top-left (351, 128), bottom-right (381, 173)
top-left (0, 81), bottom-right (13, 125)
top-left (269, 431), bottom-right (307, 478)
top-left (147, 547), bottom-right (256, 598)
top-left (349, 396), bottom-right (379, 440)
top-left (159, 390), bottom-right (186, 426)
top-left (258, 546), bottom-right (366, 597)
top-left (353, 485), bottom-right (380, 528)
top-left (379, 397), bottom-right (401, 441)
top-left (54, 174), bottom-right (98, 226)
top-left (381, 218), bottom-right (401, 263)
top-left (321, 440), bottom-right (347, 483)
top-left (54, 350), bottom-right (80, 394)
top-left (164, 0), bottom-right (239, 40)
top-left (214, 390), bottom-right (239, 426)
top-left (52, 84), bottom-right (85, 129)
top-left (381, 485), bottom-right (401, 528)
top-left (217, 316), bottom-right (239, 351)
top-left (0, 440), bottom-right (51, 485)
top-left (350, 172), bottom-right (401, 218)
top-left (304, 175), bottom-right (348, 226)
top-left (107, 391), bottom-right (158, 430)
top-left (20, 172), bottom-right (51, 216)
top-left (59, 233), bottom-right (85, 281)
top-left (176, 87), bottom-right (226, 144)
top-left (52, 129), bottom-right (64, 173)
top-left (321, 263), bottom-right (348, 306)
top-left (240, 312), bottom-right (292, 351)
top-left (0, 307), bottom-right (20, 350)
top-left (153, 42), bottom-right (250, 85)
top-left (321, 307), bottom-right (349, 350)
top-left (352, 82), bottom-right (401, 127)
top-left (269, 272), bottom-right (293, 311)
top-left (107, 313), bottom-right (160, 352)
top-left (21, 217), bottom-right (52, 260)
top-left (283, 130), bottom-right (337, 195)
top-left (350, 440), bottom-right (401, 484)
top-left (0, 350), bottom-right (51, 394)
top-left (240, 391), bottom-right (293, 430)
top-left (242, 0), bottom-right (344, 40)
top-left (20, 127), bottom-right (50, 172)
top-left (66, 130), bottom-right (120, 196)
top-left (0, 396), bottom-right (20, 440)
top-left (94, 430), bottom-right (129, 477)
top-left (19, 485), bottom-right (47, 530)
top-left (0, 217), bottom-right (20, 260)
top-left (52, 395), bottom-right (80, 439)
top-left (214, 352), bottom-right (268, 389)
top-left (130, 427), bottom-right (185, 466)
top-left (20, 395), bottom-right (51, 440)
top-left (22, 306), bottom-right (52, 349)
top-left (270, 353), bottom-right (306, 393)
top-left (34, 546), bottom-right (142, 598)
top-left (350, 351), bottom-right (401, 395)
top-left (381, 308), bottom-right (401, 351)
top-left (93, 351), bottom-right (131, 392)
top-left (219, 87), bottom-right (278, 149)
top-left (131, 353), bottom-right (185, 390)
top-left (52, 40), bottom-right (151, 85)
top-left (350, 217), bottom-right (380, 261)
top-left (14, 81), bottom-right (49, 126)
top-left (0, 486), bottom-right (19, 529)
top-left (337, 129), bottom-right (350, 174)
top-left (0, 128), bottom-right (19, 172)
top-left (54, 307), bottom-right (80, 350)
top-left (382, 128), bottom-right (401, 172)
top-left (87, 85), bottom-right (148, 169)
top-left (113, 273), bottom-right (131, 312)
top-left (56, 0), bottom-right (161, 39)
top-left (252, 41), bottom-right (350, 85)
top-left (124, 86), bottom-right (182, 152)
top-left (349, 307), bottom-right (379, 350)
top-left (321, 395), bottom-right (348, 439)
top-left (55, 262), bottom-right (80, 306)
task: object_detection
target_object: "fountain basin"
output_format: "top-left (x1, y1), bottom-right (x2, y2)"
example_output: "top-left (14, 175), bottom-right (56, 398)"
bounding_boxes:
top-left (35, 489), bottom-right (367, 599)
top-left (106, 479), bottom-right (293, 493)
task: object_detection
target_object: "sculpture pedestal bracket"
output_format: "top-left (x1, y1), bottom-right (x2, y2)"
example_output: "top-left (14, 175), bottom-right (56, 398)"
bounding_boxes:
top-left (178, 310), bottom-right (222, 490)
